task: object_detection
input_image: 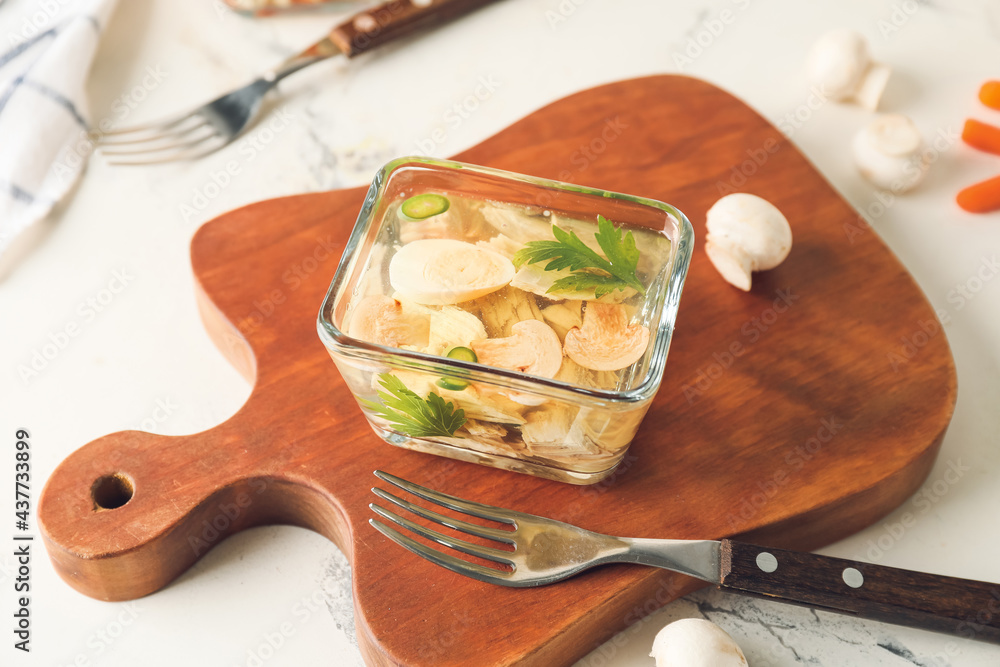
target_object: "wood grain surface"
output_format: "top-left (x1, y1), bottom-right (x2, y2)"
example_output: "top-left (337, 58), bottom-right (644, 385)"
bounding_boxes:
top-left (39, 75), bottom-right (957, 666)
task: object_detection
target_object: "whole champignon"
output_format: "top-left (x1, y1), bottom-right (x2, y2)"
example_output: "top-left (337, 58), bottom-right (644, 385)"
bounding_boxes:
top-left (650, 619), bottom-right (748, 667)
top-left (806, 29), bottom-right (891, 110)
top-left (852, 113), bottom-right (929, 192)
top-left (705, 193), bottom-right (792, 291)
top-left (470, 319), bottom-right (563, 379)
top-left (563, 302), bottom-right (649, 371)
top-left (347, 294), bottom-right (430, 348)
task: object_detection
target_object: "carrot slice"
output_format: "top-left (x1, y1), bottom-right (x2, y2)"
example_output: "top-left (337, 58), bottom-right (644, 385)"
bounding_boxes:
top-left (963, 119), bottom-right (1000, 155)
top-left (957, 174), bottom-right (1000, 213)
top-left (979, 81), bottom-right (1000, 110)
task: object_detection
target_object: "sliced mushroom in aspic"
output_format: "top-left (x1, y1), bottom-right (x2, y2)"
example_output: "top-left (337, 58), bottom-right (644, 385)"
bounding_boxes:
top-left (347, 294), bottom-right (430, 348)
top-left (470, 319), bottom-right (563, 380)
top-left (564, 302), bottom-right (650, 371)
top-left (471, 319), bottom-right (563, 406)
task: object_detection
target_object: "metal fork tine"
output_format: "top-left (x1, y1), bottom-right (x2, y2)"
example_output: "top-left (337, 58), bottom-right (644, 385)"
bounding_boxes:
top-left (102, 141), bottom-right (230, 167)
top-left (370, 519), bottom-right (510, 583)
top-left (98, 111), bottom-right (195, 138)
top-left (98, 117), bottom-right (210, 146)
top-left (370, 504), bottom-right (514, 566)
top-left (373, 470), bottom-right (516, 525)
top-left (99, 126), bottom-right (220, 157)
top-left (372, 488), bottom-right (515, 544)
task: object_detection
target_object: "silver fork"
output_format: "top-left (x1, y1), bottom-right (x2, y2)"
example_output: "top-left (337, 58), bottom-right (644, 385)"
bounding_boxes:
top-left (370, 470), bottom-right (1000, 643)
top-left (98, 0), bottom-right (499, 165)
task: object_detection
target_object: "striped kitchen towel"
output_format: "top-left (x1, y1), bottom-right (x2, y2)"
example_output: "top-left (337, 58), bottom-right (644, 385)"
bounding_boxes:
top-left (0, 0), bottom-right (118, 273)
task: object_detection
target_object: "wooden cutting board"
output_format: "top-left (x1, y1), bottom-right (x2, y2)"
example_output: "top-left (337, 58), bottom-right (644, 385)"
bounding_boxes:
top-left (39, 75), bottom-right (957, 666)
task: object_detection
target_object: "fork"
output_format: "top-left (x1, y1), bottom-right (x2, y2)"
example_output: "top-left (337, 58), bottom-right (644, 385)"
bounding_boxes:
top-left (370, 470), bottom-right (1000, 643)
top-left (98, 0), bottom-right (500, 165)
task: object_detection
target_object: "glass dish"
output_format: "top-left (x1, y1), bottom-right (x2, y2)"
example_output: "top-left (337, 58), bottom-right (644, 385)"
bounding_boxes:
top-left (317, 157), bottom-right (693, 484)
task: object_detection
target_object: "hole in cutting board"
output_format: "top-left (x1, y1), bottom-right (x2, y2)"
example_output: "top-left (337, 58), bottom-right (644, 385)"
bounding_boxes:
top-left (91, 473), bottom-right (135, 511)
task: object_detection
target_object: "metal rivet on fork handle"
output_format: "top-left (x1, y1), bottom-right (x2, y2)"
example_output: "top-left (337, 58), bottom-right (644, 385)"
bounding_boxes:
top-left (756, 551), bottom-right (778, 573)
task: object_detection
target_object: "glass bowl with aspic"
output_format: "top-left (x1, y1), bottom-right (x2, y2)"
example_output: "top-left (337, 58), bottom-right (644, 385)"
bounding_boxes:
top-left (318, 157), bottom-right (693, 484)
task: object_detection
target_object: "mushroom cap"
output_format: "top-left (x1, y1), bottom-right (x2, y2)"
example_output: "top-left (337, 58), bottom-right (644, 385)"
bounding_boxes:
top-left (650, 619), bottom-right (748, 667)
top-left (564, 302), bottom-right (650, 371)
top-left (705, 193), bottom-right (792, 273)
top-left (470, 319), bottom-right (563, 379)
top-left (805, 29), bottom-right (872, 100)
top-left (347, 294), bottom-right (430, 348)
top-left (852, 113), bottom-right (928, 192)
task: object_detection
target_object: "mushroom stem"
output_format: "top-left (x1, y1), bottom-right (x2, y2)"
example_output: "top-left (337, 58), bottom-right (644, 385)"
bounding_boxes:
top-left (853, 61), bottom-right (892, 110)
top-left (704, 239), bottom-right (753, 292)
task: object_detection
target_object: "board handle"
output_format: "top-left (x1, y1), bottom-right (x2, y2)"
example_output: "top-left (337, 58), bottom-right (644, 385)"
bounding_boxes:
top-left (720, 539), bottom-right (1000, 643)
top-left (329, 0), bottom-right (500, 57)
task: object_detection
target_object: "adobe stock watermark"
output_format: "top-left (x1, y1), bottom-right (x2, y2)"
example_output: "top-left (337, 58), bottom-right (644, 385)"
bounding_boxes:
top-left (188, 479), bottom-right (268, 556)
top-left (774, 85), bottom-right (830, 138)
top-left (889, 255), bottom-right (998, 371)
top-left (56, 602), bottom-right (142, 667)
top-left (130, 397), bottom-right (181, 432)
top-left (413, 75), bottom-right (501, 155)
top-left (877, 0), bottom-right (923, 40)
top-left (544, 0), bottom-right (590, 30)
top-left (886, 309), bottom-right (950, 372)
top-left (852, 458), bottom-right (970, 564)
top-left (179, 108), bottom-right (296, 224)
top-left (716, 134), bottom-right (781, 196)
top-left (578, 575), bottom-right (689, 667)
top-left (725, 416), bottom-right (844, 530)
top-left (17, 268), bottom-right (136, 384)
top-left (947, 255), bottom-right (1000, 312)
top-left (7, 0), bottom-right (73, 46)
top-left (681, 288), bottom-right (799, 404)
top-left (56, 65), bottom-right (170, 181)
top-left (417, 608), bottom-right (476, 662)
top-left (235, 579), bottom-right (347, 667)
top-left (844, 124), bottom-right (961, 243)
top-left (235, 235), bottom-right (340, 337)
top-left (672, 0), bottom-right (754, 72)
top-left (528, 116), bottom-right (629, 210)
top-left (555, 116), bottom-right (628, 182)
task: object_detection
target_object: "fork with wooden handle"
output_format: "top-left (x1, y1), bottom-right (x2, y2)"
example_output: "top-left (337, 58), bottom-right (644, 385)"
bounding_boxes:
top-left (99, 0), bottom-right (501, 165)
top-left (370, 471), bottom-right (1000, 644)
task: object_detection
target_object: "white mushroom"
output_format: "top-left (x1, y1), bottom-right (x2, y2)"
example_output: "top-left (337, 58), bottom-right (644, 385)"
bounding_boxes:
top-left (563, 302), bottom-right (649, 371)
top-left (852, 113), bottom-right (929, 192)
top-left (347, 295), bottom-right (430, 348)
top-left (470, 319), bottom-right (563, 379)
top-left (806, 29), bottom-right (891, 110)
top-left (650, 619), bottom-right (748, 667)
top-left (705, 193), bottom-right (792, 291)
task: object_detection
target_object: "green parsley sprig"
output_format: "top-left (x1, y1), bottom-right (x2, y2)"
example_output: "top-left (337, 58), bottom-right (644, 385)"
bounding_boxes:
top-left (361, 373), bottom-right (466, 438)
top-left (512, 215), bottom-right (646, 298)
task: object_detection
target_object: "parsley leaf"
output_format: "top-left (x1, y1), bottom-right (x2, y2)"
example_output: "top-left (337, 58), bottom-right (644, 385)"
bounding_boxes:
top-left (361, 373), bottom-right (466, 438)
top-left (512, 215), bottom-right (646, 298)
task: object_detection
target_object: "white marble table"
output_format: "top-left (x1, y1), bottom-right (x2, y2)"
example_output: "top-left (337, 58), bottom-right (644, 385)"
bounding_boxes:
top-left (3, 0), bottom-right (1000, 665)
